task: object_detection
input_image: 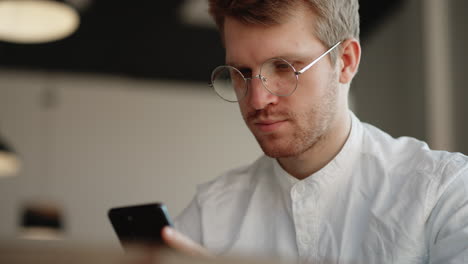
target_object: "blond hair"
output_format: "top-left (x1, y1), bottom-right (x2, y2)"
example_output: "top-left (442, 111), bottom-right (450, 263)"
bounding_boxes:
top-left (208, 0), bottom-right (360, 62)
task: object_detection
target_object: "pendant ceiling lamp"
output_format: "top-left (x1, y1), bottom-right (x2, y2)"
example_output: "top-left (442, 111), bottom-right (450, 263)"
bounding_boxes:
top-left (0, 0), bottom-right (80, 44)
top-left (0, 134), bottom-right (20, 178)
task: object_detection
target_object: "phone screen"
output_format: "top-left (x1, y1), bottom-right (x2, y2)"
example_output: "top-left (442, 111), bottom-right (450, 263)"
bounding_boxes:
top-left (108, 203), bottom-right (173, 248)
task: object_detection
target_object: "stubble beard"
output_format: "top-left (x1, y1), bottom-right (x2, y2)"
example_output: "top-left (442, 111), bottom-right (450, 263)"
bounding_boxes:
top-left (247, 73), bottom-right (339, 159)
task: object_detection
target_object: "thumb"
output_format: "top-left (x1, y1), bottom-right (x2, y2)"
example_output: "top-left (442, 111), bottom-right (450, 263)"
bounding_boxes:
top-left (161, 226), bottom-right (212, 257)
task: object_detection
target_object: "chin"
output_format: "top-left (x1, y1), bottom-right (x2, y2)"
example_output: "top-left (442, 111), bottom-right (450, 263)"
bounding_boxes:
top-left (254, 128), bottom-right (323, 159)
top-left (256, 136), bottom-right (307, 158)
top-left (262, 148), bottom-right (298, 158)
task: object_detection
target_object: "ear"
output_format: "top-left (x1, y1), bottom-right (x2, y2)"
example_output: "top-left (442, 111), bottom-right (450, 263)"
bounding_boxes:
top-left (338, 38), bottom-right (361, 84)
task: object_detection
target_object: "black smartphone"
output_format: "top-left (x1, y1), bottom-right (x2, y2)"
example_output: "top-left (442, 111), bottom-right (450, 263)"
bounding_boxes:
top-left (108, 203), bottom-right (174, 248)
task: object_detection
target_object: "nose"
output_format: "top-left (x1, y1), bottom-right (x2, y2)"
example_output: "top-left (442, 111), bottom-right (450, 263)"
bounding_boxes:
top-left (247, 74), bottom-right (279, 110)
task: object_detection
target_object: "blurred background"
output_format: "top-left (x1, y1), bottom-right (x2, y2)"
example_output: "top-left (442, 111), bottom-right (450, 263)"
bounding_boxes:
top-left (0, 0), bottom-right (466, 248)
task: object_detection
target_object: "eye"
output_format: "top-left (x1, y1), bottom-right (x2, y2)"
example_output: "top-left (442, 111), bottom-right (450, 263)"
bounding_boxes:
top-left (274, 62), bottom-right (291, 72)
top-left (238, 68), bottom-right (252, 78)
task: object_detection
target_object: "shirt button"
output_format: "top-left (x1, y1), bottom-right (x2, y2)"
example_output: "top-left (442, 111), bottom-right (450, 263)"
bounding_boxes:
top-left (300, 234), bottom-right (311, 244)
top-left (295, 183), bottom-right (305, 195)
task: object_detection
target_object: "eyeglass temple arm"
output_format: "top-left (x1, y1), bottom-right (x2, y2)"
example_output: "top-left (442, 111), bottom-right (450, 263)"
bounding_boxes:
top-left (297, 41), bottom-right (342, 75)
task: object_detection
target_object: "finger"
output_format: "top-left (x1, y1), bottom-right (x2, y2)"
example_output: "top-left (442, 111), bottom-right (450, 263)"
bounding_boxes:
top-left (161, 227), bottom-right (212, 257)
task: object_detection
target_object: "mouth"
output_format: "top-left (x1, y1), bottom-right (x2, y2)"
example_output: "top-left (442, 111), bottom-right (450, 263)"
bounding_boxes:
top-left (254, 119), bottom-right (287, 133)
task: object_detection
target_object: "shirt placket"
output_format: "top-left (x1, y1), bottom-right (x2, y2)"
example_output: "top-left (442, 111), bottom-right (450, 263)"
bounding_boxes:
top-left (291, 181), bottom-right (320, 260)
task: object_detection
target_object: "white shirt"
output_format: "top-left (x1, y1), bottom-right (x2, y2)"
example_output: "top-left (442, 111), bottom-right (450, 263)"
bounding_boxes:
top-left (175, 113), bottom-right (468, 263)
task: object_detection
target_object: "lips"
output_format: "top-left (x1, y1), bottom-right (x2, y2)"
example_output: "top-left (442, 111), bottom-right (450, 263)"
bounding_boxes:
top-left (254, 119), bottom-right (287, 133)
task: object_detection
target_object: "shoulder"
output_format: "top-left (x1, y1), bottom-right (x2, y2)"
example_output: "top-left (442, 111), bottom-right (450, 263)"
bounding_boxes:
top-left (361, 122), bottom-right (467, 175)
top-left (421, 151), bottom-right (468, 213)
top-left (361, 122), bottom-right (432, 165)
top-left (360, 121), bottom-right (468, 212)
top-left (193, 155), bottom-right (274, 206)
top-left (174, 155), bottom-right (273, 243)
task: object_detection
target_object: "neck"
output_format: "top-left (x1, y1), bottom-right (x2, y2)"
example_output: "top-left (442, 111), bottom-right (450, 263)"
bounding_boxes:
top-left (277, 109), bottom-right (352, 180)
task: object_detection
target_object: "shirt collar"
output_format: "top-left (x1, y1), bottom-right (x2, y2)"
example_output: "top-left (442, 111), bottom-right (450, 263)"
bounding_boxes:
top-left (273, 111), bottom-right (364, 189)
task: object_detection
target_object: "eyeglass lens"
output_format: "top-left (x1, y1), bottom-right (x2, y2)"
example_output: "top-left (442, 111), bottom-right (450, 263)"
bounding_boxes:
top-left (211, 58), bottom-right (298, 102)
top-left (211, 66), bottom-right (248, 102)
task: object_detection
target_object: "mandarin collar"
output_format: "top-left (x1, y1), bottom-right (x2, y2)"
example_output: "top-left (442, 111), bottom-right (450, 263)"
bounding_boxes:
top-left (273, 111), bottom-right (364, 190)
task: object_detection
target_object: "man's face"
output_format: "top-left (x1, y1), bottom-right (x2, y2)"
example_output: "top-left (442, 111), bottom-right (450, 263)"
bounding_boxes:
top-left (223, 7), bottom-right (345, 158)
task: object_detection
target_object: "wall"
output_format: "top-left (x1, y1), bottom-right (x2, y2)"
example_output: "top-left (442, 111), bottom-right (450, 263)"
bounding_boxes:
top-left (0, 70), bottom-right (261, 245)
top-left (354, 0), bottom-right (426, 141)
top-left (451, 0), bottom-right (468, 153)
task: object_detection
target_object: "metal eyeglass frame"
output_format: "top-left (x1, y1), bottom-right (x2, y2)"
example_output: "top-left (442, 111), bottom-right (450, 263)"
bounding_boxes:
top-left (210, 41), bottom-right (342, 102)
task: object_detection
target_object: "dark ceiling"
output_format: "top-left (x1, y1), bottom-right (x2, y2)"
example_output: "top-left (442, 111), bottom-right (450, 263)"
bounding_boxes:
top-left (0, 0), bottom-right (404, 82)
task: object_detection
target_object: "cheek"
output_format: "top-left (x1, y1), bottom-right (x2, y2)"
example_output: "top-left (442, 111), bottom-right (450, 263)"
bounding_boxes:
top-left (294, 76), bottom-right (323, 101)
top-left (296, 66), bottom-right (336, 99)
top-left (238, 101), bottom-right (250, 119)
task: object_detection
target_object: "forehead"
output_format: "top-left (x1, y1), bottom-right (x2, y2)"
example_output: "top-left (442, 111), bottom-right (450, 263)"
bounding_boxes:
top-left (223, 7), bottom-right (321, 66)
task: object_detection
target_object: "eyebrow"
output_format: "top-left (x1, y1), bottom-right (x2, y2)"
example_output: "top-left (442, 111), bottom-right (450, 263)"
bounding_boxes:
top-left (226, 56), bottom-right (304, 68)
top-left (278, 50), bottom-right (320, 62)
top-left (226, 50), bottom-right (314, 68)
top-left (225, 61), bottom-right (243, 68)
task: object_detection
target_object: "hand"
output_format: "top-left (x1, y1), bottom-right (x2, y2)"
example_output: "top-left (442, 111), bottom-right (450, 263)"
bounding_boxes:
top-left (161, 226), bottom-right (212, 258)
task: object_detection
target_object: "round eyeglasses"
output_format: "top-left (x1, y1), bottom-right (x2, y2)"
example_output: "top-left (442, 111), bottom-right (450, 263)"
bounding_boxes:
top-left (210, 41), bottom-right (341, 102)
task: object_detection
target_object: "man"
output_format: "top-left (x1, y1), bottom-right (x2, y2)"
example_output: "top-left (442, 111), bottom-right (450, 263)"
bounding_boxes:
top-left (162, 0), bottom-right (468, 263)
